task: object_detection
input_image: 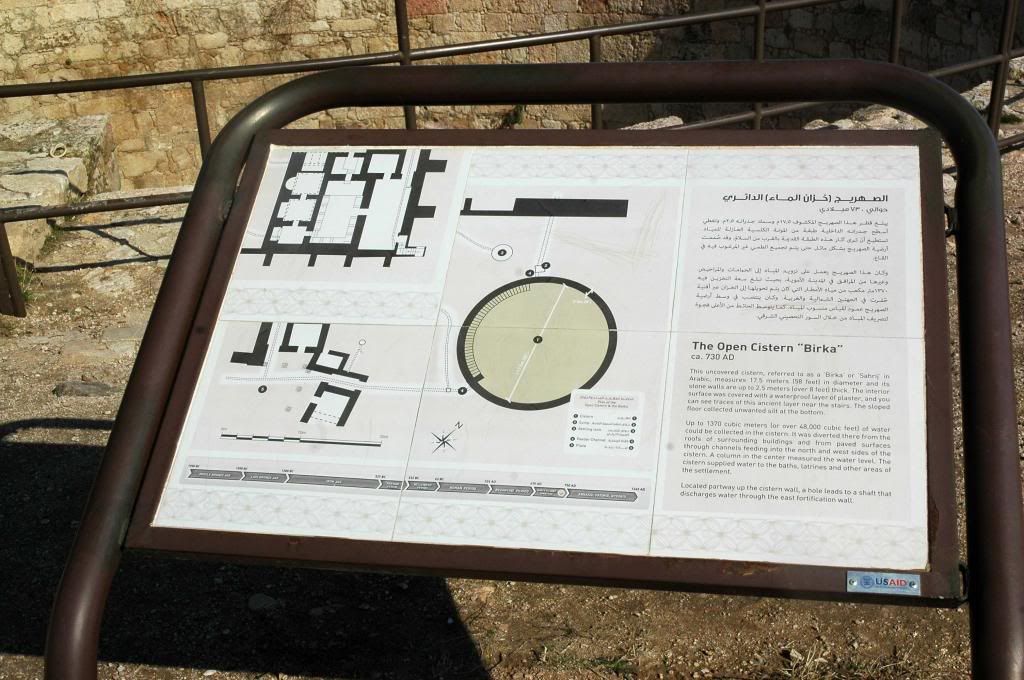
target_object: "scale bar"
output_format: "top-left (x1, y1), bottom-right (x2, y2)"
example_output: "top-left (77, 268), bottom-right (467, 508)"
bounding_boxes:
top-left (220, 432), bottom-right (381, 448)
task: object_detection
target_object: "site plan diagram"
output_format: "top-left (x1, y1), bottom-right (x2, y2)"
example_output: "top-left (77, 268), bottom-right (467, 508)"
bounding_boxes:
top-left (154, 141), bottom-right (932, 570)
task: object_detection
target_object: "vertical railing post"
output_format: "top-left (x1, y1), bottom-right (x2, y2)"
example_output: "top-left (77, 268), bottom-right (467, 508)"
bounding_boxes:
top-left (589, 35), bottom-right (603, 129)
top-left (752, 0), bottom-right (767, 129)
top-left (394, 0), bottom-right (417, 129)
top-left (190, 80), bottom-right (212, 159)
top-left (987, 0), bottom-right (1021, 135)
top-left (0, 221), bottom-right (26, 317)
top-left (889, 0), bottom-right (905, 63)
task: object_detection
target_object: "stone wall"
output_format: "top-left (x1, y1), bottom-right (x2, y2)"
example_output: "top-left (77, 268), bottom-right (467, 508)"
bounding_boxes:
top-left (0, 0), bottom-right (1013, 189)
top-left (0, 0), bottom-right (693, 189)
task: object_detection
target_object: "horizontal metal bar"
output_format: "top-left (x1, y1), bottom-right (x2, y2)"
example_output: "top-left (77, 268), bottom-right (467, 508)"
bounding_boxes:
top-left (676, 101), bottom-right (817, 129)
top-left (929, 54), bottom-right (1006, 79)
top-left (998, 129), bottom-right (1024, 147)
top-left (0, 192), bottom-right (192, 224)
top-left (0, 53), bottom-right (402, 98)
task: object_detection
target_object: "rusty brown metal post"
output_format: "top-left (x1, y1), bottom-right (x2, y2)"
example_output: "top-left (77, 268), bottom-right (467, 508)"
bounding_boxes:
top-left (889, 0), bottom-right (905, 63)
top-left (394, 0), bottom-right (417, 129)
top-left (43, 61), bottom-right (1023, 679)
top-left (988, 0), bottom-right (1022, 135)
top-left (589, 35), bottom-right (603, 129)
top-left (752, 0), bottom-right (767, 129)
top-left (0, 221), bottom-right (26, 317)
top-left (190, 79), bottom-right (213, 158)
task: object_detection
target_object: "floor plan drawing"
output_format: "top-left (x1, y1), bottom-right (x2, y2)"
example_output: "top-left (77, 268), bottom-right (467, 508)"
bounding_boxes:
top-left (241, 148), bottom-right (447, 268)
top-left (154, 143), bottom-right (933, 569)
top-left (457, 276), bottom-right (617, 410)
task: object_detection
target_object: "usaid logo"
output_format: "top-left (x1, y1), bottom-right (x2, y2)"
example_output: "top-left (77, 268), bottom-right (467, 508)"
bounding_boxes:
top-left (847, 571), bottom-right (921, 596)
top-left (863, 576), bottom-right (913, 589)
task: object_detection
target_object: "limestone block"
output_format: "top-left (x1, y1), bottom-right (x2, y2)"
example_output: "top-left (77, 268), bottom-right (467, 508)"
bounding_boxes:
top-left (195, 32), bottom-right (229, 49)
top-left (17, 52), bottom-right (48, 70)
top-left (456, 13), bottom-right (483, 31)
top-left (9, 12), bottom-right (34, 31)
top-left (69, 43), bottom-right (105, 62)
top-left (315, 0), bottom-right (343, 19)
top-left (764, 28), bottom-right (791, 50)
top-left (242, 37), bottom-right (278, 51)
top-left (117, 150), bottom-right (164, 178)
top-left (430, 13), bottom-right (459, 33)
top-left (73, 95), bottom-right (129, 117)
top-left (0, 150), bottom-right (33, 165)
top-left (4, 219), bottom-right (51, 264)
top-left (623, 116), bottom-right (684, 130)
top-left (935, 14), bottom-right (962, 42)
top-left (153, 58), bottom-right (186, 72)
top-left (106, 42), bottom-right (140, 60)
top-left (407, 0), bottom-right (447, 16)
top-left (117, 138), bottom-right (145, 152)
top-left (829, 41), bottom-right (854, 58)
top-left (213, 46), bottom-right (244, 66)
top-left (98, 0), bottom-right (127, 18)
top-left (482, 12), bottom-right (510, 32)
top-left (788, 9), bottom-right (814, 29)
top-left (793, 34), bottom-right (827, 57)
top-left (543, 15), bottom-right (569, 31)
top-left (2, 35), bottom-right (25, 54)
top-left (338, 17), bottom-right (379, 31)
top-left (0, 172), bottom-right (68, 200)
top-left (271, 20), bottom-right (330, 35)
top-left (1010, 56), bottom-right (1024, 83)
top-left (49, 3), bottom-right (99, 23)
top-left (25, 157), bottom-right (89, 193)
top-left (290, 33), bottom-right (319, 47)
top-left (509, 13), bottom-right (541, 32)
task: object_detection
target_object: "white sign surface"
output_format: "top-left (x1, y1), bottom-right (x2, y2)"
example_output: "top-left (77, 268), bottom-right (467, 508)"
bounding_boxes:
top-left (154, 144), bottom-right (929, 569)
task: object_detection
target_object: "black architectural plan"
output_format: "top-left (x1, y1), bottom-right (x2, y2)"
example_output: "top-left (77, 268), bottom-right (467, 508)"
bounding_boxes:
top-left (241, 149), bottom-right (447, 267)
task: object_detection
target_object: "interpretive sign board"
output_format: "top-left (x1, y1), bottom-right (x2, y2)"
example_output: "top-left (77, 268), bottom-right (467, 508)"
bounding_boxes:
top-left (127, 130), bottom-right (957, 602)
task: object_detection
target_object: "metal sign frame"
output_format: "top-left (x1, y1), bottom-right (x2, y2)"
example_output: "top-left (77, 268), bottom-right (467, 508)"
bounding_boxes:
top-left (44, 61), bottom-right (1024, 679)
top-left (124, 126), bottom-right (959, 601)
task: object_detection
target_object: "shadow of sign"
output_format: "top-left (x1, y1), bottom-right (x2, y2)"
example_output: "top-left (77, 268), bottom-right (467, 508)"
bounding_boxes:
top-left (0, 418), bottom-right (490, 679)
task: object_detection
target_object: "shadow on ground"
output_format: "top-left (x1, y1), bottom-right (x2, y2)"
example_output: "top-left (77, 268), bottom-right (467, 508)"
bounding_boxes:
top-left (0, 418), bottom-right (490, 679)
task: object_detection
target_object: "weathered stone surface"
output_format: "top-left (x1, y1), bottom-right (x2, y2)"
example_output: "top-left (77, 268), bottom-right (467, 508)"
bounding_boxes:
top-left (3, 220), bottom-right (50, 264)
top-left (247, 593), bottom-right (281, 611)
top-left (118, 151), bottom-right (163, 178)
top-left (0, 114), bottom-right (117, 192)
top-left (0, 0), bottom-right (1014, 190)
top-left (61, 340), bottom-right (127, 364)
top-left (623, 116), bottom-right (684, 130)
top-left (0, 114), bottom-right (116, 263)
top-left (25, 156), bottom-right (90, 193)
top-left (0, 172), bottom-right (68, 199)
top-left (52, 380), bottom-right (117, 397)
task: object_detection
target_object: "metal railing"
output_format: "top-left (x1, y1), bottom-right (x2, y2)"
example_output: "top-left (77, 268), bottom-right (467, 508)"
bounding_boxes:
top-left (1, 0), bottom-right (1023, 315)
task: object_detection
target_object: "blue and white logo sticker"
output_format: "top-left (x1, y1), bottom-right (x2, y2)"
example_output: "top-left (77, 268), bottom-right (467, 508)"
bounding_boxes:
top-left (846, 571), bottom-right (921, 596)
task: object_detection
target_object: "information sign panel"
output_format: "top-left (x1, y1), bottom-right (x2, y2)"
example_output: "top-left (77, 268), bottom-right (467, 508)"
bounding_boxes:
top-left (128, 130), bottom-right (957, 601)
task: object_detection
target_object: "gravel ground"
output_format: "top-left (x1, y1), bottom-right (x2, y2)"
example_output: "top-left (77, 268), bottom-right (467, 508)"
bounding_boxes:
top-left (2, 139), bottom-right (1023, 679)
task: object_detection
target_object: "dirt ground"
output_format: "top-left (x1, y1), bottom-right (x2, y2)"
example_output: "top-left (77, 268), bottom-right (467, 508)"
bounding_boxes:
top-left (2, 143), bottom-right (1023, 680)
